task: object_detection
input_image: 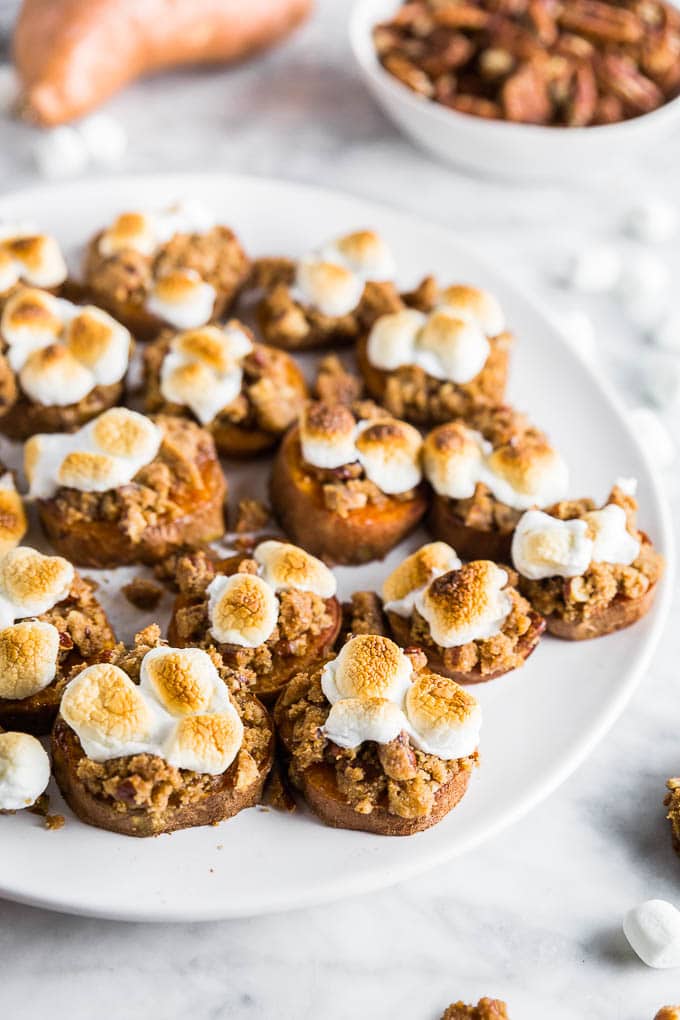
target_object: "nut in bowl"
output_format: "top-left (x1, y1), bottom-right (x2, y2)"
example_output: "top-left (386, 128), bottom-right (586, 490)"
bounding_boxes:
top-left (350, 0), bottom-right (680, 181)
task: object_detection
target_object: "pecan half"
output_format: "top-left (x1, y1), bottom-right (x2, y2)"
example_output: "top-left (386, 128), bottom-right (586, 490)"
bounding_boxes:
top-left (558, 1), bottom-right (644, 44)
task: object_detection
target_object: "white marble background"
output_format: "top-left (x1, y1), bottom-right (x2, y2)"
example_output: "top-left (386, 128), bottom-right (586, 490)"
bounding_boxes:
top-left (2, 3), bottom-right (680, 1017)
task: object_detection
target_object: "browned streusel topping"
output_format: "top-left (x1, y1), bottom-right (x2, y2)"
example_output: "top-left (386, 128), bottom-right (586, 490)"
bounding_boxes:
top-left (44, 416), bottom-right (219, 539)
top-left (664, 778), bottom-right (680, 855)
top-left (69, 625), bottom-right (271, 817)
top-left (521, 485), bottom-right (664, 621)
top-left (121, 577), bottom-right (164, 611)
top-left (405, 582), bottom-right (538, 676)
top-left (441, 999), bottom-right (509, 1020)
top-left (314, 355), bottom-right (365, 405)
top-left (86, 225), bottom-right (250, 309)
top-left (258, 276), bottom-right (402, 349)
top-left (234, 498), bottom-right (270, 534)
top-left (279, 668), bottom-right (476, 820)
top-left (342, 590), bottom-right (389, 640)
top-left (172, 553), bottom-right (334, 684)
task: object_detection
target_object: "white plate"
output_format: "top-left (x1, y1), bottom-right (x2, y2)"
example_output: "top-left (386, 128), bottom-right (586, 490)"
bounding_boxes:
top-left (350, 0), bottom-right (680, 183)
top-left (0, 173), bottom-right (673, 922)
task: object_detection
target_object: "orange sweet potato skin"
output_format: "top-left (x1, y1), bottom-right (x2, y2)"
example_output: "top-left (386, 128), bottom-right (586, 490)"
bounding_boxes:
top-left (14, 0), bottom-right (313, 125)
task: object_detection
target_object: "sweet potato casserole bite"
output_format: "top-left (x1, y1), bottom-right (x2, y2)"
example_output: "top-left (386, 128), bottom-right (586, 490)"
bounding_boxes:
top-left (83, 200), bottom-right (250, 339)
top-left (167, 540), bottom-right (341, 702)
top-left (383, 541), bottom-right (543, 683)
top-left (0, 287), bottom-right (133, 438)
top-left (357, 282), bottom-right (512, 425)
top-left (374, 0), bottom-right (680, 127)
top-left (51, 625), bottom-right (274, 837)
top-left (0, 546), bottom-right (115, 734)
top-left (424, 406), bottom-right (568, 562)
top-left (270, 400), bottom-right (428, 564)
top-left (143, 320), bottom-right (307, 457)
top-left (254, 229), bottom-right (403, 351)
top-left (512, 480), bottom-right (663, 639)
top-left (26, 407), bottom-right (227, 567)
top-left (274, 633), bottom-right (481, 835)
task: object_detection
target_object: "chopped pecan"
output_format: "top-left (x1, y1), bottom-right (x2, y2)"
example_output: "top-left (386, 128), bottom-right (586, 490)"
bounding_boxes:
top-left (558, 1), bottom-right (644, 44)
top-left (448, 94), bottom-right (502, 118)
top-left (383, 52), bottom-right (435, 95)
top-left (597, 52), bottom-right (664, 113)
top-left (566, 61), bottom-right (599, 125)
top-left (431, 1), bottom-right (490, 29)
top-left (501, 62), bottom-right (554, 123)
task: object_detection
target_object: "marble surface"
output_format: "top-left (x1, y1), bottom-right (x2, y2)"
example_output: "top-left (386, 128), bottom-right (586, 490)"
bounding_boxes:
top-left (2, 3), bottom-right (680, 1017)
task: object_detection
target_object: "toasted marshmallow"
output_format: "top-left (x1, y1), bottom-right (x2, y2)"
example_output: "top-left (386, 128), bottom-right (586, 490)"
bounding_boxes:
top-left (254, 540), bottom-right (336, 599)
top-left (322, 697), bottom-right (405, 749)
top-left (207, 573), bottom-right (279, 648)
top-left (424, 422), bottom-right (568, 510)
top-left (332, 230), bottom-right (396, 280)
top-left (418, 309), bottom-right (490, 383)
top-left (2, 287), bottom-right (62, 349)
top-left (423, 423), bottom-right (488, 500)
top-left (0, 547), bottom-right (74, 629)
top-left (0, 473), bottom-right (27, 555)
top-left (146, 269), bottom-right (216, 330)
top-left (365, 308), bottom-right (424, 370)
top-left (383, 541), bottom-right (462, 617)
top-left (163, 709), bottom-right (243, 775)
top-left (512, 510), bottom-right (593, 580)
top-left (416, 561), bottom-right (512, 648)
top-left (296, 258), bottom-right (364, 318)
top-left (0, 620), bottom-right (60, 700)
top-left (26, 408), bottom-right (162, 499)
top-left (140, 645), bottom-right (230, 718)
top-left (98, 211), bottom-right (156, 257)
top-left (20, 345), bottom-right (95, 407)
top-left (321, 634), bottom-right (413, 706)
top-left (300, 402), bottom-right (358, 470)
top-left (583, 504), bottom-right (640, 565)
top-left (64, 306), bottom-right (131, 385)
top-left (355, 417), bottom-right (422, 495)
top-left (405, 671), bottom-right (481, 759)
top-left (0, 249), bottom-right (17, 293)
top-left (439, 285), bottom-right (505, 336)
top-left (154, 198), bottom-right (215, 243)
top-left (0, 731), bottom-right (51, 810)
top-left (61, 663), bottom-right (158, 761)
top-left (2, 232), bottom-right (67, 289)
top-left (159, 324), bottom-right (252, 425)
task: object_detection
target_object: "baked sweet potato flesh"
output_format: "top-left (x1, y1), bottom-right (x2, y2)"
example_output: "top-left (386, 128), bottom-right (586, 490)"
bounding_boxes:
top-left (51, 714), bottom-right (274, 837)
top-left (14, 0), bottom-right (313, 126)
top-left (427, 494), bottom-right (514, 564)
top-left (545, 583), bottom-right (658, 640)
top-left (269, 426), bottom-right (429, 565)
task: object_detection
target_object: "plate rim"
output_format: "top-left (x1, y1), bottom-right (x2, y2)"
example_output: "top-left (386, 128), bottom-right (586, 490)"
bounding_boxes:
top-left (0, 171), bottom-right (673, 922)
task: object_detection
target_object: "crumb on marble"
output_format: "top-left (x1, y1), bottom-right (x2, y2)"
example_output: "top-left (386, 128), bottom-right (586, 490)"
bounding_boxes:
top-left (122, 577), bottom-right (164, 611)
top-left (441, 999), bottom-right (509, 1020)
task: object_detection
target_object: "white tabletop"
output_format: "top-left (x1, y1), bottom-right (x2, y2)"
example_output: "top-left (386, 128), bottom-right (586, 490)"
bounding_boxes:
top-left (2, 3), bottom-right (680, 1017)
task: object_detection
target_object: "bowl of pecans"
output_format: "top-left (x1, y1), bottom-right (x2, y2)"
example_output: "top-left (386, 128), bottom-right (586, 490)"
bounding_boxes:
top-left (350, 0), bottom-right (680, 181)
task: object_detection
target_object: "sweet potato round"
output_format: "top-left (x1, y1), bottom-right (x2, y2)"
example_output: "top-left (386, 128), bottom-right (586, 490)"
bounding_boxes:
top-left (269, 425), bottom-right (429, 565)
top-left (0, 380), bottom-right (125, 440)
top-left (427, 493), bottom-right (515, 564)
top-left (543, 583), bottom-right (658, 641)
top-left (51, 708), bottom-right (274, 837)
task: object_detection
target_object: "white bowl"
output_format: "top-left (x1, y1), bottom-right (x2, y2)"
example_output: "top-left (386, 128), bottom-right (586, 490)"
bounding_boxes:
top-left (350, 0), bottom-right (680, 182)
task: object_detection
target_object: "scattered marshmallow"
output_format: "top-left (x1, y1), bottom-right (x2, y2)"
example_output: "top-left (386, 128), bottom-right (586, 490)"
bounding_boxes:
top-left (640, 350), bottom-right (680, 409)
top-left (32, 126), bottom-right (89, 180)
top-left (625, 200), bottom-right (679, 245)
top-left (623, 900), bottom-right (680, 969)
top-left (629, 407), bottom-right (675, 469)
top-left (563, 243), bottom-right (622, 293)
top-left (77, 113), bottom-right (128, 165)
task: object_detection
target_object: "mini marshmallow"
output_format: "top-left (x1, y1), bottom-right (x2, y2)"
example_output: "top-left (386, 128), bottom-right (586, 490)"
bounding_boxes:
top-left (25, 408), bottom-right (162, 499)
top-left (0, 620), bottom-right (60, 700)
top-left (564, 243), bottom-right (622, 293)
top-left (623, 900), bottom-right (680, 969)
top-left (296, 258), bottom-right (365, 318)
top-left (321, 634), bottom-right (413, 706)
top-left (439, 284), bottom-right (505, 336)
top-left (207, 573), bottom-right (279, 648)
top-left (254, 540), bottom-right (336, 599)
top-left (423, 423), bottom-right (488, 500)
top-left (2, 288), bottom-right (63, 349)
top-left (98, 212), bottom-right (156, 257)
top-left (333, 230), bottom-right (396, 279)
top-left (405, 671), bottom-right (481, 760)
top-left (382, 541), bottom-right (462, 617)
top-left (625, 200), bottom-right (679, 244)
top-left (0, 230), bottom-right (67, 290)
top-left (354, 418), bottom-right (422, 495)
top-left (583, 504), bottom-right (640, 565)
top-left (163, 709), bottom-right (244, 775)
top-left (0, 474), bottom-right (27, 555)
top-left (321, 697), bottom-right (405, 750)
top-left (64, 306), bottom-right (131, 386)
top-left (146, 269), bottom-right (216, 330)
top-left (300, 402), bottom-right (358, 470)
top-left (512, 510), bottom-right (593, 580)
top-left (629, 407), bottom-right (675, 469)
top-left (32, 125), bottom-right (89, 179)
top-left (20, 345), bottom-right (95, 407)
top-left (0, 546), bottom-right (74, 629)
top-left (366, 308), bottom-right (425, 370)
top-left (61, 662), bottom-right (158, 761)
top-left (77, 113), bottom-right (128, 165)
top-left (417, 309), bottom-right (490, 383)
top-left (0, 731), bottom-right (51, 811)
top-left (416, 561), bottom-right (512, 648)
top-left (140, 645), bottom-right (231, 718)
top-left (159, 324), bottom-right (253, 425)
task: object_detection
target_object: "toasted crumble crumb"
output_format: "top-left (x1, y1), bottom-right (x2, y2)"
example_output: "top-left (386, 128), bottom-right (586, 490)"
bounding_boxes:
top-left (122, 577), bottom-right (164, 611)
top-left (234, 498), bottom-right (270, 534)
top-left (442, 999), bottom-right (509, 1020)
